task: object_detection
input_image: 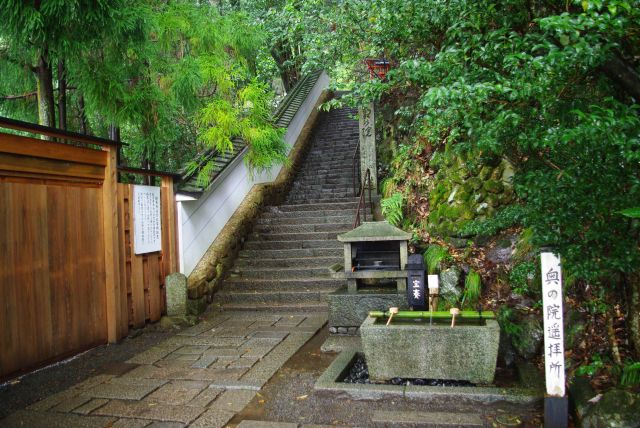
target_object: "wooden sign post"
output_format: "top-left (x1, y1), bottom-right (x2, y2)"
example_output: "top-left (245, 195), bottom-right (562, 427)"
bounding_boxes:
top-left (541, 251), bottom-right (568, 427)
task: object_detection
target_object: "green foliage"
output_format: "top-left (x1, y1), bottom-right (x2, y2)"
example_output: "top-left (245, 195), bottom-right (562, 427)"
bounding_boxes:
top-left (424, 245), bottom-right (449, 275)
top-left (459, 205), bottom-right (526, 237)
top-left (380, 192), bottom-right (404, 226)
top-left (509, 261), bottom-right (537, 296)
top-left (576, 354), bottom-right (605, 377)
top-left (620, 208), bottom-right (640, 219)
top-left (620, 361), bottom-right (640, 387)
top-left (496, 306), bottom-right (523, 344)
top-left (462, 270), bottom-right (481, 308)
top-left (0, 1), bottom-right (286, 178)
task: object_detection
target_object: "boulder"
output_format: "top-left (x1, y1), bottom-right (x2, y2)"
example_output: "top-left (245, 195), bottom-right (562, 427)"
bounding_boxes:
top-left (439, 267), bottom-right (462, 306)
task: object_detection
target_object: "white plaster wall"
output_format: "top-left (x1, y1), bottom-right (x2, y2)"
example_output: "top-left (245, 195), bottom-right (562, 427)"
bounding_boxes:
top-left (178, 71), bottom-right (330, 276)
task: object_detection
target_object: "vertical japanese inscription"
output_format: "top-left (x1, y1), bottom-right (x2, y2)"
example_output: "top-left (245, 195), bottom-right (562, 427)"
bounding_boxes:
top-left (541, 251), bottom-right (565, 397)
top-left (133, 185), bottom-right (162, 254)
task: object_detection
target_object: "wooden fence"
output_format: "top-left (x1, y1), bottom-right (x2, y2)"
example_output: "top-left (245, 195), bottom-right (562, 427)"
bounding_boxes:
top-left (0, 118), bottom-right (178, 380)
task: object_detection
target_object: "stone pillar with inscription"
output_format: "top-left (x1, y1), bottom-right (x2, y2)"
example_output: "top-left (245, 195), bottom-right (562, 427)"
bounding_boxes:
top-left (358, 103), bottom-right (378, 195)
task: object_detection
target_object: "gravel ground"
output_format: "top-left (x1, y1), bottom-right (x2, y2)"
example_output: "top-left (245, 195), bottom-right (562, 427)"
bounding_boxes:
top-left (0, 324), bottom-right (177, 420)
top-left (229, 329), bottom-right (544, 427)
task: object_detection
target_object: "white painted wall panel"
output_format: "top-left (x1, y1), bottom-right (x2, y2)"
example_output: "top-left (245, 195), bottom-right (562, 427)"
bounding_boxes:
top-left (178, 71), bottom-right (330, 275)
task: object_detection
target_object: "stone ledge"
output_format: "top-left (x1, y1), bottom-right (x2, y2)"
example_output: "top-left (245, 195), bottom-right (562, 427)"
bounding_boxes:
top-left (314, 349), bottom-right (543, 404)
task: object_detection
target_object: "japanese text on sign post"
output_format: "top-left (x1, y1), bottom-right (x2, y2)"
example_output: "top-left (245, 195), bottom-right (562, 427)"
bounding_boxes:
top-left (541, 251), bottom-right (565, 397)
top-left (133, 185), bottom-right (162, 255)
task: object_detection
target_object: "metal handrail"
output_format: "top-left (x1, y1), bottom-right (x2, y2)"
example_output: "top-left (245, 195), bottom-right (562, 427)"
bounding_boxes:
top-left (351, 139), bottom-right (361, 197)
top-left (353, 168), bottom-right (373, 228)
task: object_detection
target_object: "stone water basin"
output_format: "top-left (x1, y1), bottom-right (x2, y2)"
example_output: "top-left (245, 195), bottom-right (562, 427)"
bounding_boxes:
top-left (360, 315), bottom-right (500, 384)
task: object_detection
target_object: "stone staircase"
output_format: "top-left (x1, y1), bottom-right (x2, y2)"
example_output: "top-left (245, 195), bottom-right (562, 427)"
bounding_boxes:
top-left (215, 107), bottom-right (360, 311)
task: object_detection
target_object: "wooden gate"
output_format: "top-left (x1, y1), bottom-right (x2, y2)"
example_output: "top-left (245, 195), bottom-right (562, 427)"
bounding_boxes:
top-left (0, 119), bottom-right (178, 380)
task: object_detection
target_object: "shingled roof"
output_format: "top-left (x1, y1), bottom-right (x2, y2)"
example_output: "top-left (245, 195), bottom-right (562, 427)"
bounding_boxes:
top-left (177, 70), bottom-right (323, 199)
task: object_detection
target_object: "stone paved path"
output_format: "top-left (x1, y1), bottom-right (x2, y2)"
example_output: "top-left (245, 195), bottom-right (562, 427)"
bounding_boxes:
top-left (1, 311), bottom-right (326, 428)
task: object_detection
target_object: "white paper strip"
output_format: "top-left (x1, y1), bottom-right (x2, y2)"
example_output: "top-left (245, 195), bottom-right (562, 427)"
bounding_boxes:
top-left (541, 251), bottom-right (565, 397)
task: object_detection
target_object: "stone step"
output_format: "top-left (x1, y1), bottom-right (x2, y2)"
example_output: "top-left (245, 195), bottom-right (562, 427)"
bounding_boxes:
top-left (254, 223), bottom-right (351, 234)
top-left (283, 197), bottom-right (360, 205)
top-left (260, 208), bottom-right (356, 219)
top-left (239, 247), bottom-right (342, 259)
top-left (256, 215), bottom-right (354, 226)
top-left (216, 289), bottom-right (337, 305)
top-left (236, 255), bottom-right (340, 268)
top-left (219, 302), bottom-right (328, 312)
top-left (223, 277), bottom-right (343, 291)
top-left (276, 201), bottom-right (359, 212)
top-left (247, 231), bottom-right (341, 242)
top-left (243, 239), bottom-right (342, 250)
top-left (230, 266), bottom-right (332, 279)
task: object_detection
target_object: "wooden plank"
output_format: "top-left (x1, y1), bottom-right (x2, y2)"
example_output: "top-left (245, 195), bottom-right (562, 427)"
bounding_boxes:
top-left (47, 185), bottom-right (74, 356)
top-left (0, 172), bottom-right (103, 187)
top-left (147, 255), bottom-right (162, 322)
top-left (129, 186), bottom-right (146, 328)
top-left (0, 183), bottom-right (19, 377)
top-left (0, 153), bottom-right (105, 181)
top-left (102, 146), bottom-right (125, 342)
top-left (161, 177), bottom-right (178, 275)
top-left (80, 187), bottom-right (107, 344)
top-left (116, 184), bottom-right (129, 334)
top-left (0, 133), bottom-right (107, 166)
top-left (11, 183), bottom-right (52, 369)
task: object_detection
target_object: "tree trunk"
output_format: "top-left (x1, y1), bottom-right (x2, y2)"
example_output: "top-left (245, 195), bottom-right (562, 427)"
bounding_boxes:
top-left (627, 273), bottom-right (640, 359)
top-left (57, 60), bottom-right (67, 131)
top-left (35, 53), bottom-right (56, 128)
top-left (602, 55), bottom-right (640, 102)
top-left (271, 43), bottom-right (299, 92)
top-left (78, 94), bottom-right (90, 135)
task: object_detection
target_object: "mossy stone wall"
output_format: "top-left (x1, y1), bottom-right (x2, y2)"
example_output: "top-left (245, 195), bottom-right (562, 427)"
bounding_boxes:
top-left (428, 155), bottom-right (515, 237)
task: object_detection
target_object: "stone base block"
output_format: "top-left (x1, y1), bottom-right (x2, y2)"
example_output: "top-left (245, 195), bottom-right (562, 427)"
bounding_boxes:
top-left (327, 287), bottom-right (408, 332)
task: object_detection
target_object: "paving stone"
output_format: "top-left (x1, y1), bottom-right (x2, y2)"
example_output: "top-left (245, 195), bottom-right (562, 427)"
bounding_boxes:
top-left (84, 377), bottom-right (167, 400)
top-left (243, 337), bottom-right (283, 347)
top-left (187, 387), bottom-right (224, 407)
top-left (241, 345), bottom-right (276, 358)
top-left (173, 345), bottom-right (210, 355)
top-left (205, 337), bottom-right (248, 348)
top-left (189, 409), bottom-right (235, 428)
top-left (146, 421), bottom-right (185, 428)
top-left (211, 327), bottom-right (253, 338)
top-left (111, 418), bottom-right (151, 428)
top-left (208, 389), bottom-right (256, 412)
top-left (298, 316), bottom-right (327, 329)
top-left (249, 331), bottom-right (289, 340)
top-left (127, 345), bottom-right (181, 364)
top-left (73, 398), bottom-right (110, 415)
top-left (274, 315), bottom-right (305, 327)
top-left (93, 399), bottom-right (205, 424)
top-left (207, 379), bottom-right (263, 391)
top-left (370, 410), bottom-right (483, 426)
top-left (155, 359), bottom-right (195, 369)
top-left (237, 420), bottom-right (298, 428)
top-left (248, 321), bottom-right (278, 329)
top-left (26, 388), bottom-right (83, 411)
top-left (202, 347), bottom-right (244, 358)
top-left (144, 380), bottom-right (209, 405)
top-left (0, 410), bottom-right (117, 428)
top-left (51, 395), bottom-right (92, 413)
top-left (73, 374), bottom-right (116, 390)
top-left (227, 358), bottom-right (259, 369)
top-left (165, 353), bottom-right (200, 362)
top-left (191, 354), bottom-right (218, 369)
top-left (177, 320), bottom-right (217, 336)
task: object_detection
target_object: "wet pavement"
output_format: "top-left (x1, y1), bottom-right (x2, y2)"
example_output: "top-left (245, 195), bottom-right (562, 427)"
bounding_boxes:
top-left (0, 310), bottom-right (543, 427)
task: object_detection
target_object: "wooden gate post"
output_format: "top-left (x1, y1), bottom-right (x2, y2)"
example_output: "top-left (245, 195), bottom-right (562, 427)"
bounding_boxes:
top-left (103, 146), bottom-right (126, 342)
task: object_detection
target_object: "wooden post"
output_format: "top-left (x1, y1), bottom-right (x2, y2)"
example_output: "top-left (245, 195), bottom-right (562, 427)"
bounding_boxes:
top-left (161, 176), bottom-right (178, 274)
top-left (103, 146), bottom-right (125, 342)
